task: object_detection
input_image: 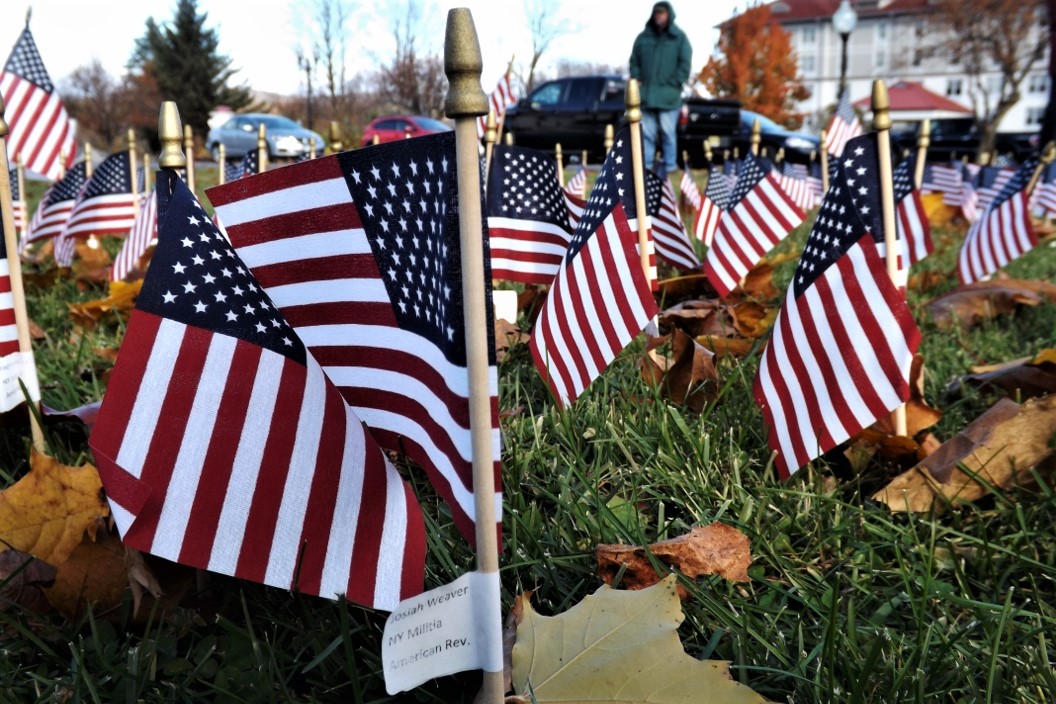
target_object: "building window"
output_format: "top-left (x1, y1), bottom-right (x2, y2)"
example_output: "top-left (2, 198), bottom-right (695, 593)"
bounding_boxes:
top-left (800, 54), bottom-right (816, 74)
top-left (912, 49), bottom-right (922, 67)
top-left (875, 50), bottom-right (887, 70)
top-left (946, 79), bottom-right (963, 96)
top-left (1027, 107), bottom-right (1045, 125)
top-left (876, 21), bottom-right (888, 40)
top-left (801, 25), bottom-right (816, 44)
top-left (1029, 74), bottom-right (1049, 93)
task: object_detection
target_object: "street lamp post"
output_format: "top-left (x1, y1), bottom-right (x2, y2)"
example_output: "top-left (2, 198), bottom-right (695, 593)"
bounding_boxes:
top-left (833, 0), bottom-right (858, 95)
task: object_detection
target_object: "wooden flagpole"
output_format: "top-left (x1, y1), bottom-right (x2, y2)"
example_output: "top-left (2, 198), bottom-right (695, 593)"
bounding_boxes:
top-left (143, 154), bottom-right (152, 193)
top-left (183, 124), bottom-right (196, 192)
top-left (624, 79), bottom-right (653, 286)
top-left (256, 124), bottom-right (268, 174)
top-left (914, 118), bottom-right (930, 189)
top-left (872, 80), bottom-right (907, 437)
top-left (820, 130), bottom-right (830, 194)
top-left (0, 97), bottom-right (45, 451)
top-left (555, 143), bottom-right (564, 187)
top-left (504, 132), bottom-right (513, 147)
top-left (444, 9), bottom-right (502, 704)
top-left (604, 124), bottom-right (614, 154)
top-left (217, 143), bottom-right (227, 185)
top-left (1026, 142), bottom-right (1056, 195)
top-left (84, 142), bottom-right (93, 178)
top-left (483, 109), bottom-right (497, 185)
top-left (582, 149), bottom-right (588, 173)
top-left (15, 156), bottom-right (25, 241)
top-left (128, 129), bottom-right (140, 219)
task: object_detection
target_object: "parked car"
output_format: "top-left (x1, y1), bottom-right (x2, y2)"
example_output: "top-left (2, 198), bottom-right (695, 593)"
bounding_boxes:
top-left (890, 118), bottom-right (1038, 162)
top-left (720, 110), bottom-right (820, 165)
top-left (206, 113), bottom-right (324, 160)
top-left (360, 115), bottom-right (452, 146)
top-left (504, 74), bottom-right (743, 164)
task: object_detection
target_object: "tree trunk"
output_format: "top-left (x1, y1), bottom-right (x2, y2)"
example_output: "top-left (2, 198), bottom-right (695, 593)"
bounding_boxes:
top-left (1039, 0), bottom-right (1056, 145)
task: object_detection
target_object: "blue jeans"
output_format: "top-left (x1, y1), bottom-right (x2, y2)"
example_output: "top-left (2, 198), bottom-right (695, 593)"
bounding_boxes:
top-left (640, 108), bottom-right (679, 178)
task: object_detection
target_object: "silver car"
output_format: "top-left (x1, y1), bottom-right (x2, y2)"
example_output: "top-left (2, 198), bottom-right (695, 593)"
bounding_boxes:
top-left (206, 113), bottom-right (325, 160)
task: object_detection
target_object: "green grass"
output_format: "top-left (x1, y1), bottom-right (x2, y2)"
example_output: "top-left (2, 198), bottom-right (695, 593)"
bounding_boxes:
top-left (0, 182), bottom-right (1054, 702)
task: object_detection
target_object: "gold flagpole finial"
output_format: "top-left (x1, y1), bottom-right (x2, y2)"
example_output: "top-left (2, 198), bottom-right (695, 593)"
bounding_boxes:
top-left (871, 79), bottom-right (891, 131)
top-left (443, 8), bottom-right (488, 119)
top-left (484, 109), bottom-right (497, 144)
top-left (604, 124), bottom-right (614, 153)
top-left (704, 142), bottom-right (713, 163)
top-left (625, 78), bottom-right (642, 124)
top-left (158, 101), bottom-right (186, 169)
top-left (1044, 142), bottom-right (1056, 164)
top-left (750, 118), bottom-right (761, 155)
top-left (329, 121), bottom-right (344, 152)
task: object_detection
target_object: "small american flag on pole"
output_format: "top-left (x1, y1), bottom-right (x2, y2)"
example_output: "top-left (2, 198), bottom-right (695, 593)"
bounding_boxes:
top-left (112, 189), bottom-right (158, 282)
top-left (530, 132), bottom-right (658, 408)
top-left (1034, 162), bottom-right (1056, 216)
top-left (90, 171), bottom-right (426, 609)
top-left (22, 160), bottom-right (87, 249)
top-left (485, 144), bottom-right (573, 284)
top-left (0, 218), bottom-right (40, 413)
top-left (778, 162), bottom-right (816, 213)
top-left (0, 26), bottom-right (76, 181)
top-left (703, 153), bottom-right (805, 297)
top-left (693, 166), bottom-right (732, 246)
top-left (679, 168), bottom-right (702, 212)
top-left (825, 88), bottom-right (863, 158)
top-left (957, 157), bottom-right (1039, 284)
top-left (477, 72), bottom-right (517, 139)
top-left (8, 167), bottom-right (26, 232)
top-left (754, 134), bottom-right (920, 478)
top-left (62, 150), bottom-right (139, 238)
top-left (646, 170), bottom-right (702, 271)
top-left (565, 166), bottom-right (588, 199)
top-left (207, 133), bottom-right (501, 544)
top-left (892, 153), bottom-right (933, 285)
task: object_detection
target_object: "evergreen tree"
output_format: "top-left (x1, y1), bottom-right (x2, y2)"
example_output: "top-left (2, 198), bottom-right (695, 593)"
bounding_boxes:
top-left (130, 0), bottom-right (253, 138)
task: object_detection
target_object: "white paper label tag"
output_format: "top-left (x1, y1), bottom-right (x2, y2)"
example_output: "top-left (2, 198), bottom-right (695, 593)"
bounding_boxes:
top-left (0, 351), bottom-right (39, 413)
top-left (492, 289), bottom-right (518, 323)
top-left (382, 570), bottom-right (502, 695)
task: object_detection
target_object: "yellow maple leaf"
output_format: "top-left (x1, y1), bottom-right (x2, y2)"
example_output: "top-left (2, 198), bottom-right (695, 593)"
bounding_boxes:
top-left (512, 576), bottom-right (770, 703)
top-left (0, 450), bottom-right (109, 564)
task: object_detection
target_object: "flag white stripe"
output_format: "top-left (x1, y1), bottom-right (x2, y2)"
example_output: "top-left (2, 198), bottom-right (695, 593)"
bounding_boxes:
top-left (373, 456), bottom-right (410, 609)
top-left (238, 229), bottom-right (371, 268)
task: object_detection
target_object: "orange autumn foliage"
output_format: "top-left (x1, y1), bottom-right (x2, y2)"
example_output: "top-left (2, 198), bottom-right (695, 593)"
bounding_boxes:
top-left (698, 5), bottom-right (811, 129)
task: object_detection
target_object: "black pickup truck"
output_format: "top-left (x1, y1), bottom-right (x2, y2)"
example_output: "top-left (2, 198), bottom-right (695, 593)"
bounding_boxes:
top-left (890, 118), bottom-right (1038, 162)
top-left (502, 74), bottom-right (741, 162)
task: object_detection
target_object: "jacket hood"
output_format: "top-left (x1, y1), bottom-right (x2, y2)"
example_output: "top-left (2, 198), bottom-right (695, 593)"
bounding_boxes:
top-left (646, 1), bottom-right (676, 33)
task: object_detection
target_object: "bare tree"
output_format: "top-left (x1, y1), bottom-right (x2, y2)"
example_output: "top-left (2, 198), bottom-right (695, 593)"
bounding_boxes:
top-left (291, 0), bottom-right (352, 128)
top-left (61, 60), bottom-right (129, 147)
top-left (375, 0), bottom-right (446, 116)
top-left (928, 0), bottom-right (1046, 157)
top-left (523, 0), bottom-right (576, 92)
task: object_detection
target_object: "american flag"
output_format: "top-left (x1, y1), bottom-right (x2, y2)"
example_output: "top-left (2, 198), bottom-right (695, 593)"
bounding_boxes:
top-left (927, 161), bottom-right (964, 204)
top-left (825, 88), bottom-right (863, 158)
top-left (754, 134), bottom-right (920, 478)
top-left (892, 153), bottom-right (933, 285)
top-left (679, 168), bottom-right (702, 212)
top-left (807, 161), bottom-right (825, 204)
top-left (565, 166), bottom-right (587, 199)
top-left (112, 189), bottom-right (158, 281)
top-left (958, 162), bottom-right (982, 220)
top-left (62, 150), bottom-right (139, 239)
top-left (1034, 162), bottom-right (1056, 216)
top-left (693, 166), bottom-right (732, 246)
top-left (207, 133), bottom-right (501, 544)
top-left (778, 162), bottom-right (816, 212)
top-left (477, 72), bottom-right (517, 139)
top-left (703, 153), bottom-right (805, 297)
top-left (975, 165), bottom-right (1013, 212)
top-left (645, 170), bottom-right (702, 271)
top-left (529, 133), bottom-right (659, 407)
top-left (0, 27), bottom-right (76, 181)
top-left (957, 157), bottom-right (1039, 284)
top-left (89, 171), bottom-right (425, 609)
top-left (723, 157), bottom-right (740, 180)
top-left (23, 160), bottom-right (87, 247)
top-left (226, 148), bottom-right (262, 182)
top-left (8, 166), bottom-right (26, 232)
top-left (0, 219), bottom-right (39, 413)
top-left (486, 145), bottom-right (574, 284)
top-left (564, 189), bottom-right (586, 229)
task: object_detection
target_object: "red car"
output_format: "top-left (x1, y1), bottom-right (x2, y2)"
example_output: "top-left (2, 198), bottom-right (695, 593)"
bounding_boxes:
top-left (360, 115), bottom-right (452, 146)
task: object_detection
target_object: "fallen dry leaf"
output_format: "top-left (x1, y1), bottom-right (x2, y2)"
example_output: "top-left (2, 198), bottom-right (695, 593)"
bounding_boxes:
top-left (640, 330), bottom-right (719, 413)
top-left (873, 395), bottom-right (1056, 512)
top-left (71, 240), bottom-right (113, 283)
top-left (656, 273), bottom-right (719, 302)
top-left (45, 528), bottom-right (127, 620)
top-left (0, 546), bottom-right (57, 613)
top-left (739, 262), bottom-right (779, 301)
top-left (657, 299), bottom-right (733, 338)
top-left (845, 429), bottom-right (928, 474)
top-left (28, 319), bottom-right (46, 341)
top-left (500, 590), bottom-right (529, 694)
top-left (67, 279), bottom-right (143, 329)
top-left (945, 348), bottom-right (1056, 401)
top-left (0, 450), bottom-right (109, 564)
top-left (41, 401), bottom-right (103, 430)
top-left (596, 523), bottom-right (752, 598)
top-left (697, 335), bottom-right (755, 358)
top-left (908, 270), bottom-right (950, 294)
top-left (494, 318), bottom-right (529, 364)
top-left (872, 355), bottom-right (942, 437)
top-left (726, 301), bottom-right (777, 339)
top-left (516, 284), bottom-right (548, 325)
top-left (511, 576), bottom-right (769, 703)
top-left (925, 278), bottom-right (1056, 331)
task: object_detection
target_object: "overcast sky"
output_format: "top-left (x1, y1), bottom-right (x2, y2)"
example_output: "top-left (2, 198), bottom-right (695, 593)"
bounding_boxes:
top-left (0, 0), bottom-right (744, 97)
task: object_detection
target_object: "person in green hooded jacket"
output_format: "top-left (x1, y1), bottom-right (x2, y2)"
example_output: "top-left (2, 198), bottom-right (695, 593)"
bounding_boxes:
top-left (629, 1), bottom-right (692, 177)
